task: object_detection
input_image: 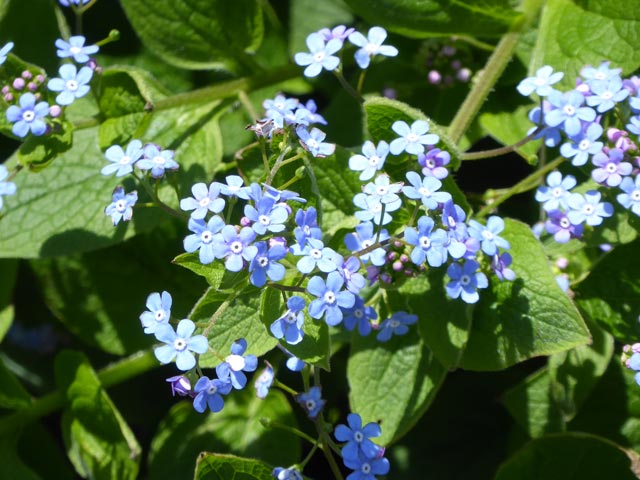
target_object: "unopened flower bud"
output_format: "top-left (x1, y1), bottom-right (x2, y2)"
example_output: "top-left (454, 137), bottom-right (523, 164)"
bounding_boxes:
top-left (49, 105), bottom-right (62, 118)
top-left (12, 77), bottom-right (25, 90)
top-left (21, 70), bottom-right (32, 80)
top-left (428, 70), bottom-right (441, 85)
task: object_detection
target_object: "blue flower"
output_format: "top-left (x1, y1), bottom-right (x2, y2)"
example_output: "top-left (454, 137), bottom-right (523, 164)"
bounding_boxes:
top-left (535, 171), bottom-right (576, 211)
top-left (216, 175), bottom-right (251, 199)
top-left (404, 216), bottom-right (448, 267)
top-left (216, 338), bottom-right (258, 390)
top-left (567, 190), bottom-right (613, 226)
top-left (441, 200), bottom-right (469, 259)
top-left (376, 311), bottom-right (417, 342)
top-left (180, 182), bottom-right (225, 219)
top-left (0, 41), bottom-right (14, 66)
top-left (335, 413), bottom-right (382, 463)
top-left (618, 176), bottom-right (640, 216)
top-left (6, 92), bottom-right (49, 137)
top-left (545, 209), bottom-right (583, 243)
top-left (468, 216), bottom-right (510, 256)
top-left (348, 26), bottom-right (398, 69)
top-left (183, 215), bottom-right (225, 264)
top-left (101, 139), bottom-right (144, 177)
top-left (624, 352), bottom-right (640, 387)
top-left (270, 296), bottom-right (306, 345)
top-left (263, 94), bottom-right (299, 129)
top-left (211, 225), bottom-right (257, 272)
top-left (193, 376), bottom-right (232, 413)
top-left (244, 196), bottom-right (288, 235)
top-left (55, 35), bottom-right (98, 63)
top-left (349, 140), bottom-right (390, 181)
top-left (389, 120), bottom-right (439, 155)
top-left (286, 355), bottom-right (306, 372)
top-left (153, 319), bottom-right (209, 371)
top-left (47, 64), bottom-right (92, 106)
top-left (318, 25), bottom-right (355, 43)
top-left (339, 256), bottom-right (366, 294)
top-left (516, 65), bottom-right (563, 97)
top-left (307, 271), bottom-right (355, 326)
top-left (353, 189), bottom-right (400, 226)
top-left (291, 238), bottom-right (341, 274)
top-left (402, 171), bottom-right (451, 209)
top-left (246, 241), bottom-right (287, 287)
top-left (272, 467), bottom-right (303, 480)
top-left (139, 290), bottom-right (172, 334)
top-left (559, 122), bottom-right (603, 166)
top-left (527, 103), bottom-right (562, 147)
top-left (294, 207), bottom-right (322, 246)
top-left (294, 32), bottom-right (342, 77)
top-left (445, 260), bottom-right (488, 304)
top-left (0, 165), bottom-right (17, 210)
top-left (491, 252), bottom-right (516, 281)
top-left (586, 76), bottom-right (629, 112)
top-left (296, 386), bottom-right (325, 419)
top-left (545, 90), bottom-right (596, 136)
top-left (296, 126), bottom-right (335, 157)
top-left (104, 186), bottom-right (137, 226)
top-left (344, 451), bottom-right (390, 480)
top-left (297, 99), bottom-right (327, 125)
top-left (580, 61), bottom-right (622, 86)
top-left (254, 362), bottom-right (275, 399)
top-left (363, 174), bottom-right (403, 205)
top-left (591, 148), bottom-right (632, 187)
top-left (342, 296), bottom-right (376, 336)
top-left (59, 0), bottom-right (90, 6)
top-left (418, 148), bottom-right (450, 179)
top-left (344, 221), bottom-right (389, 266)
top-left (137, 144), bottom-right (179, 178)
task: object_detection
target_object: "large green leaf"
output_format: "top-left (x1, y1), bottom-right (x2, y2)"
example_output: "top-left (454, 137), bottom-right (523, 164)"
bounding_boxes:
top-left (0, 356), bottom-right (31, 409)
top-left (194, 453), bottom-right (274, 480)
top-left (460, 219), bottom-right (590, 371)
top-left (55, 351), bottom-right (141, 480)
top-left (479, 105), bottom-right (541, 163)
top-left (149, 389), bottom-right (299, 478)
top-left (289, 0), bottom-right (353, 55)
top-left (343, 0), bottom-right (519, 38)
top-left (495, 433), bottom-right (640, 480)
top-left (120, 0), bottom-right (264, 71)
top-left (575, 239), bottom-right (640, 342)
top-left (0, 436), bottom-right (41, 480)
top-left (532, 0), bottom-right (640, 87)
top-left (347, 330), bottom-right (447, 444)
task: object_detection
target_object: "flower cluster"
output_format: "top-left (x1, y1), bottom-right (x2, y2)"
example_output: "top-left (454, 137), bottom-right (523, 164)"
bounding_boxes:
top-left (425, 41), bottom-right (473, 87)
top-left (622, 343), bottom-right (640, 386)
top-left (519, 63), bottom-right (640, 243)
top-left (335, 413), bottom-right (390, 480)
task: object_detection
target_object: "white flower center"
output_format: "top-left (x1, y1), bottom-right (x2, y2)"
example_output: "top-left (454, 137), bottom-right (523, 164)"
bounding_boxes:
top-left (376, 185), bottom-right (388, 196)
top-left (119, 155), bottom-right (131, 165)
top-left (560, 218), bottom-right (571, 228)
top-left (65, 79), bottom-right (78, 92)
top-left (313, 51), bottom-right (326, 63)
top-left (482, 230), bottom-right (494, 241)
top-left (257, 256), bottom-right (269, 267)
top-left (286, 312), bottom-right (297, 324)
top-left (420, 236), bottom-right (431, 248)
top-left (173, 338), bottom-right (187, 352)
top-left (364, 43), bottom-right (378, 55)
top-left (369, 155), bottom-right (380, 167)
top-left (406, 133), bottom-right (419, 143)
top-left (306, 138), bottom-right (319, 150)
top-left (460, 274), bottom-right (471, 286)
top-left (605, 163), bottom-right (617, 173)
top-left (534, 77), bottom-right (546, 86)
top-left (354, 309), bottom-right (363, 319)
top-left (201, 230), bottom-right (213, 244)
top-left (361, 463), bottom-right (372, 474)
top-left (207, 384), bottom-right (218, 395)
top-left (306, 399), bottom-right (316, 411)
top-left (563, 105), bottom-right (576, 116)
top-left (418, 187), bottom-right (431, 197)
top-left (153, 155), bottom-right (165, 165)
top-left (389, 319), bottom-right (400, 328)
top-left (115, 199), bottom-right (127, 212)
top-left (361, 239), bottom-right (373, 249)
top-left (595, 72), bottom-right (606, 80)
top-left (583, 204), bottom-right (595, 215)
top-left (354, 431), bottom-right (364, 442)
top-left (199, 197), bottom-right (210, 207)
top-left (632, 190), bottom-right (640, 201)
top-left (226, 354), bottom-right (246, 371)
top-left (601, 91), bottom-right (613, 100)
top-left (426, 159), bottom-right (436, 168)
top-left (259, 214), bottom-right (270, 226)
top-left (310, 248), bottom-right (322, 259)
top-left (70, 46), bottom-right (82, 55)
top-left (323, 291), bottom-right (336, 304)
top-left (552, 187), bottom-right (563, 198)
top-left (230, 241), bottom-right (243, 254)
top-left (155, 310), bottom-right (166, 322)
top-left (578, 139), bottom-right (591, 151)
top-left (22, 110), bottom-right (35, 122)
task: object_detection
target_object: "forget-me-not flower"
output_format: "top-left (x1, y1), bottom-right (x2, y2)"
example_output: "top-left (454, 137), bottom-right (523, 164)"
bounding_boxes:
top-left (446, 260), bottom-right (488, 304)
top-left (591, 148), bottom-right (632, 187)
top-left (0, 42), bottom-right (14, 66)
top-left (6, 93), bottom-right (49, 138)
top-left (545, 209), bottom-right (583, 243)
top-left (104, 186), bottom-right (137, 226)
top-left (349, 140), bottom-right (389, 181)
top-left (348, 26), bottom-right (398, 69)
top-left (153, 319), bottom-right (209, 371)
top-left (516, 65), bottom-right (563, 97)
top-left (404, 215), bottom-right (448, 267)
top-left (307, 271), bottom-right (355, 326)
top-left (291, 238), bottom-right (341, 274)
top-left (139, 291), bottom-right (172, 335)
top-left (617, 176), bottom-right (640, 216)
top-left (211, 225), bottom-right (256, 272)
top-left (567, 191), bottom-right (613, 226)
top-left (270, 296), bottom-right (306, 345)
top-left (246, 241), bottom-right (287, 287)
top-left (193, 376), bottom-right (232, 413)
top-left (335, 413), bottom-right (382, 463)
top-left (296, 126), bottom-right (335, 157)
top-left (468, 216), bottom-right (510, 256)
top-left (344, 221), bottom-right (388, 266)
top-left (55, 35), bottom-right (99, 63)
top-left (545, 90), bottom-right (596, 136)
top-left (183, 215), bottom-right (226, 264)
top-left (294, 207), bottom-right (322, 246)
top-left (47, 64), bottom-right (93, 106)
top-left (180, 182), bottom-right (225, 219)
top-left (418, 148), bottom-right (450, 179)
top-left (137, 144), bottom-right (179, 178)
top-left (586, 76), bottom-right (629, 112)
top-left (0, 165), bottom-right (16, 210)
top-left (216, 175), bottom-right (251, 199)
top-left (377, 311), bottom-right (417, 342)
top-left (341, 296), bottom-right (376, 336)
top-left (294, 32), bottom-right (342, 77)
top-left (402, 171), bottom-right (451, 209)
top-left (254, 362), bottom-right (275, 399)
top-left (389, 119), bottom-right (439, 155)
top-left (535, 171), bottom-right (577, 211)
top-left (216, 338), bottom-right (258, 390)
top-left (101, 139), bottom-right (144, 177)
top-left (559, 122), bottom-right (603, 166)
top-left (296, 386), bottom-right (325, 419)
top-left (244, 196), bottom-right (288, 235)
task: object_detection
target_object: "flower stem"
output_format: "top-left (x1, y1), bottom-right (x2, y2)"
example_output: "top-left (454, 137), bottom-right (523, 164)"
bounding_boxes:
top-left (460, 127), bottom-right (542, 161)
top-left (267, 419), bottom-right (317, 445)
top-left (264, 145), bottom-right (292, 187)
top-left (333, 70), bottom-right (364, 104)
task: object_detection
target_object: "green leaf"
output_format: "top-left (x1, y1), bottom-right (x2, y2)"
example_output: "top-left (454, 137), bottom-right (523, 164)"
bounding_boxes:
top-left (342, 0), bottom-right (519, 38)
top-left (55, 351), bottom-right (141, 480)
top-left (0, 259), bottom-right (17, 343)
top-left (460, 219), bottom-right (590, 371)
top-left (190, 287), bottom-right (278, 369)
top-left (0, 436), bottom-right (41, 480)
top-left (348, 330), bottom-right (447, 444)
top-left (289, 0), bottom-right (353, 55)
top-left (479, 105), bottom-right (541, 163)
top-left (532, 0), bottom-right (640, 87)
top-left (96, 67), bottom-right (169, 118)
top-left (120, 0), bottom-right (264, 71)
top-left (193, 453), bottom-right (274, 480)
top-left (31, 223), bottom-right (206, 355)
top-left (0, 356), bottom-right (31, 409)
top-left (173, 253), bottom-right (227, 289)
top-left (494, 433), bottom-right (640, 480)
top-left (18, 121), bottom-right (74, 172)
top-left (575, 239), bottom-right (640, 342)
top-left (149, 389), bottom-right (299, 478)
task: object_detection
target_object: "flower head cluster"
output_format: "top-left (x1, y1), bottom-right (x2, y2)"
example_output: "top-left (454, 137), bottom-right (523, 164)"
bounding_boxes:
top-left (335, 413), bottom-right (390, 480)
top-left (101, 139), bottom-right (179, 178)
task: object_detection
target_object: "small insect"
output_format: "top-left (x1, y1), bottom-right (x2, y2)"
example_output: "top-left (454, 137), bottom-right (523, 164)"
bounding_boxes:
top-left (245, 118), bottom-right (280, 138)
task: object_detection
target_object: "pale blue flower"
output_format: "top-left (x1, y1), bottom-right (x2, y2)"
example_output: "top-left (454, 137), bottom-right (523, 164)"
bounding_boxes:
top-left (55, 35), bottom-right (98, 63)
top-left (6, 93), bottom-right (49, 138)
top-left (137, 144), bottom-right (179, 178)
top-left (389, 120), bottom-right (439, 155)
top-left (139, 291), bottom-right (172, 335)
top-left (349, 140), bottom-right (389, 181)
top-left (0, 41), bottom-right (14, 66)
top-left (180, 182), bottom-right (225, 219)
top-left (101, 139), bottom-right (143, 177)
top-left (294, 32), bottom-right (342, 77)
top-left (154, 319), bottom-right (209, 371)
top-left (348, 26), bottom-right (398, 69)
top-left (104, 186), bottom-right (137, 226)
top-left (0, 165), bottom-right (17, 210)
top-left (47, 64), bottom-right (93, 106)
top-left (517, 65), bottom-right (563, 97)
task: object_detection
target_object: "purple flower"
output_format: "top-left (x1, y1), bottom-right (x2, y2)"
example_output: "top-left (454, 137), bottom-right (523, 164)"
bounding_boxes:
top-left (376, 311), bottom-right (417, 342)
top-left (101, 139), bottom-right (143, 177)
top-left (624, 352), bottom-right (640, 387)
top-left (545, 209), bottom-right (584, 243)
top-left (339, 256), bottom-right (366, 294)
top-left (404, 216), bottom-right (448, 267)
top-left (591, 148), bottom-right (632, 187)
top-left (617, 176), bottom-right (640, 215)
top-left (418, 148), bottom-right (450, 179)
top-left (139, 291), bottom-right (172, 334)
top-left (216, 338), bottom-right (258, 390)
top-left (166, 375), bottom-right (192, 397)
top-left (153, 319), bottom-right (209, 371)
top-left (349, 140), bottom-right (390, 181)
top-left (296, 126), bottom-right (335, 157)
top-left (137, 144), bottom-right (179, 178)
top-left (348, 26), bottom-right (398, 69)
top-left (468, 216), bottom-right (510, 256)
top-left (517, 65), bottom-right (564, 97)
top-left (296, 386), bottom-right (325, 419)
top-left (567, 190), bottom-right (613, 226)
top-left (491, 252), bottom-right (516, 281)
top-left (55, 35), bottom-right (98, 63)
top-left (535, 171), bottom-right (577, 211)
top-left (445, 260), bottom-right (488, 304)
top-left (318, 25), bottom-right (355, 43)
top-left (193, 376), bottom-right (232, 413)
top-left (389, 120), bottom-right (439, 156)
top-left (402, 171), bottom-right (451, 209)
top-left (180, 182), bottom-right (225, 219)
top-left (183, 215), bottom-right (225, 265)
top-left (255, 362), bottom-right (275, 399)
top-left (545, 90), bottom-right (597, 136)
top-left (342, 296), bottom-right (376, 336)
top-left (47, 64), bottom-right (93, 106)
top-left (6, 92), bottom-right (49, 137)
top-left (211, 225), bottom-right (257, 272)
top-left (270, 296), bottom-right (306, 345)
top-left (246, 241), bottom-right (287, 287)
top-left (294, 32), bottom-right (342, 77)
top-left (307, 271), bottom-right (355, 326)
top-left (104, 186), bottom-right (137, 226)
top-left (335, 413), bottom-right (382, 462)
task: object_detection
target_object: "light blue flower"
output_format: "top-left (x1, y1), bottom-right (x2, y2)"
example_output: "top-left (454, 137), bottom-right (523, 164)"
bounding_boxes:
top-left (153, 319), bottom-right (209, 371)
top-left (101, 139), bottom-right (144, 177)
top-left (270, 296), bottom-right (306, 345)
top-left (580, 61), bottom-right (622, 86)
top-left (445, 260), bottom-right (488, 304)
top-left (559, 122), bottom-right (603, 166)
top-left (349, 140), bottom-right (389, 181)
top-left (353, 193), bottom-right (395, 226)
top-left (104, 186), bottom-right (137, 226)
top-left (180, 182), bottom-right (225, 219)
top-left (6, 93), bottom-right (49, 138)
top-left (47, 64), bottom-right (93, 106)
top-left (211, 225), bottom-right (257, 272)
top-left (246, 241), bottom-right (287, 287)
top-left (586, 76), bottom-right (629, 112)
top-left (183, 215), bottom-right (225, 264)
top-left (0, 165), bottom-right (17, 210)
top-left (516, 65), bottom-right (563, 97)
top-left (244, 196), bottom-right (288, 235)
top-left (55, 35), bottom-right (99, 63)
top-left (566, 190), bottom-right (613, 226)
top-left (254, 362), bottom-right (275, 399)
top-left (291, 238), bottom-right (341, 274)
top-left (215, 175), bottom-right (251, 200)
top-left (376, 311), bottom-right (417, 342)
top-left (296, 386), bottom-right (325, 419)
top-left (468, 216), bottom-right (510, 256)
top-left (137, 144), bottom-right (179, 178)
top-left (272, 467), bottom-right (303, 480)
top-left (348, 26), bottom-right (398, 69)
top-left (139, 291), bottom-right (172, 335)
top-left (307, 271), bottom-right (355, 326)
top-left (535, 171), bottom-right (577, 211)
top-left (344, 221), bottom-right (389, 266)
top-left (216, 338), bottom-right (258, 390)
top-left (296, 126), bottom-right (335, 157)
top-left (617, 176), bottom-right (640, 216)
top-left (294, 32), bottom-right (342, 77)
top-left (545, 90), bottom-right (596, 136)
top-left (0, 41), bottom-right (14, 65)
top-left (263, 94), bottom-right (299, 129)
top-left (404, 215), bottom-right (448, 267)
top-left (389, 120), bottom-right (439, 155)
top-left (402, 171), bottom-right (451, 209)
top-left (193, 376), bottom-right (232, 413)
